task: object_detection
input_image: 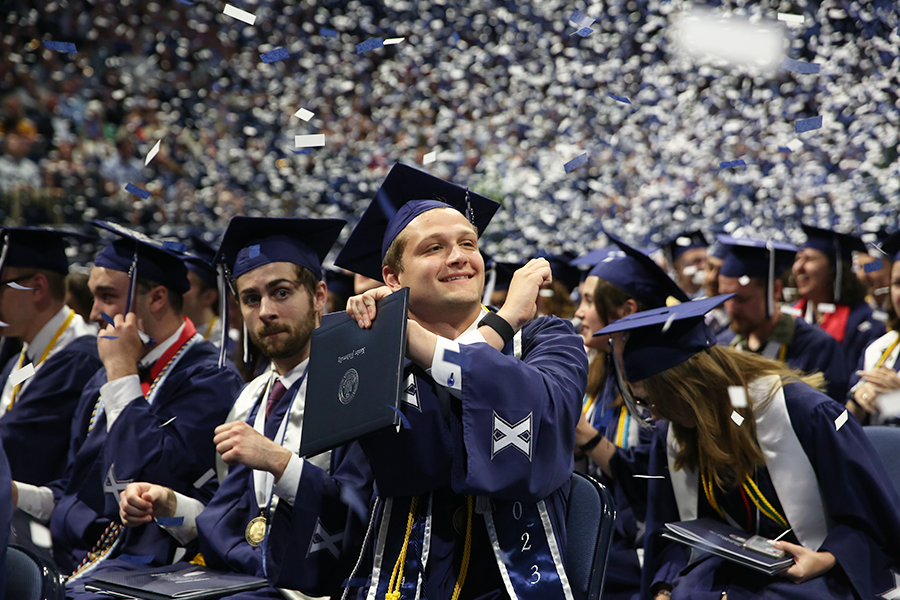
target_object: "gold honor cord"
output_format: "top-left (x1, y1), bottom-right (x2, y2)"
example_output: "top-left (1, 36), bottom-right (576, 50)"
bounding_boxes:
top-left (876, 337), bottom-right (900, 369)
top-left (202, 317), bottom-right (218, 342)
top-left (9, 309), bottom-right (76, 410)
top-left (701, 465), bottom-right (789, 532)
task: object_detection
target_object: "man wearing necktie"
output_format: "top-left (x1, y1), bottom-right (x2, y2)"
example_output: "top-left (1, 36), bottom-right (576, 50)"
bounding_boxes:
top-left (0, 227), bottom-right (102, 487)
top-left (118, 217), bottom-right (373, 599)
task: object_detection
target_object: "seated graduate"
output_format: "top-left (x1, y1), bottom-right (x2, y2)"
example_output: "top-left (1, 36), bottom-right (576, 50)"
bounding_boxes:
top-left (848, 231), bottom-right (900, 424)
top-left (270, 163), bottom-right (588, 599)
top-left (791, 224), bottom-right (884, 371)
top-left (11, 221), bottom-right (244, 586)
top-left (181, 235), bottom-right (227, 347)
top-left (117, 217), bottom-right (373, 599)
top-left (572, 233), bottom-right (688, 600)
top-left (716, 235), bottom-right (849, 401)
top-left (662, 231), bottom-right (709, 300)
top-left (0, 228), bottom-right (102, 486)
top-left (594, 295), bottom-right (900, 600)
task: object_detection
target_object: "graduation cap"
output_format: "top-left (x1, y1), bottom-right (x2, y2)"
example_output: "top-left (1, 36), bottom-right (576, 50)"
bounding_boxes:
top-left (595, 294), bottom-right (733, 383)
top-left (91, 221), bottom-right (192, 314)
top-left (324, 267), bottom-right (355, 301)
top-left (534, 249), bottom-right (581, 293)
top-left (800, 224), bottom-right (866, 303)
top-left (183, 235), bottom-right (219, 289)
top-left (588, 233), bottom-right (689, 309)
top-left (334, 163), bottom-right (500, 282)
top-left (481, 258), bottom-right (525, 305)
top-left (662, 230), bottom-right (709, 265)
top-left (717, 235), bottom-right (798, 317)
top-left (876, 231), bottom-right (900, 263)
top-left (0, 227), bottom-right (94, 277)
top-left (569, 247), bottom-right (622, 272)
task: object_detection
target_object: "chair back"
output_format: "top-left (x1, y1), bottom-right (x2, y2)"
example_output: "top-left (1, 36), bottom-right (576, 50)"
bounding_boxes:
top-left (5, 545), bottom-right (65, 600)
top-left (864, 426), bottom-right (900, 496)
top-left (566, 471), bottom-right (616, 600)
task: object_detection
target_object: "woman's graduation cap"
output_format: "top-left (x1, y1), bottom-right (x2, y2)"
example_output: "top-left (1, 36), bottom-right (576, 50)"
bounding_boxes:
top-left (800, 224), bottom-right (866, 303)
top-left (588, 233), bottom-right (690, 309)
top-left (717, 235), bottom-right (798, 317)
top-left (0, 227), bottom-right (94, 277)
top-left (334, 163), bottom-right (500, 282)
top-left (662, 230), bottom-right (708, 266)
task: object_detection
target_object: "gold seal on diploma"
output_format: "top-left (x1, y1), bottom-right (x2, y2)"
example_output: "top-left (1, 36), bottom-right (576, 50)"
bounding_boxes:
top-left (245, 513), bottom-right (267, 547)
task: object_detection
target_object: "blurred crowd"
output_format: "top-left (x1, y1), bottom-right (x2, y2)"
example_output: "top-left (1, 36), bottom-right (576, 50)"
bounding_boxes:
top-left (1, 0), bottom-right (899, 259)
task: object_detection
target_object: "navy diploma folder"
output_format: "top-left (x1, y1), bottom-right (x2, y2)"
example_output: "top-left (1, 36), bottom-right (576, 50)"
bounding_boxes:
top-left (299, 287), bottom-right (409, 457)
top-left (88, 564), bottom-right (266, 599)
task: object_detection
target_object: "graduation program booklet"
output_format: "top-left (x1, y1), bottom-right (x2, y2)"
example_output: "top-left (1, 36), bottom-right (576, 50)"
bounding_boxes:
top-left (661, 517), bottom-right (794, 576)
top-left (300, 287), bottom-right (409, 457)
top-left (88, 563), bottom-right (266, 599)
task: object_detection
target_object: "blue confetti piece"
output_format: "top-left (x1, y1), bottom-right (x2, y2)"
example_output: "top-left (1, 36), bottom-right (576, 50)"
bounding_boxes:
top-left (719, 160), bottom-right (747, 168)
top-left (777, 146), bottom-right (792, 153)
top-left (260, 47), bottom-right (289, 63)
top-left (569, 9), bottom-right (595, 29)
top-left (177, 0), bottom-right (194, 4)
top-left (443, 348), bottom-right (472, 369)
top-left (564, 153), bottom-right (589, 174)
top-left (782, 57), bottom-right (820, 75)
top-left (100, 312), bottom-right (116, 326)
top-left (574, 27), bottom-right (593, 37)
top-left (865, 259), bottom-right (883, 273)
top-left (386, 404), bottom-right (411, 429)
top-left (249, 244), bottom-right (260, 258)
top-left (795, 116), bottom-right (823, 133)
top-left (156, 516), bottom-right (185, 527)
top-left (450, 32), bottom-right (460, 44)
top-left (125, 183), bottom-right (150, 199)
top-left (356, 38), bottom-right (384, 54)
top-left (291, 149), bottom-right (312, 155)
top-left (99, 336), bottom-right (119, 340)
top-left (320, 27), bottom-right (338, 38)
top-left (162, 240), bottom-right (188, 252)
top-left (43, 40), bottom-right (77, 53)
top-left (607, 92), bottom-right (631, 104)
top-left (119, 554), bottom-right (155, 564)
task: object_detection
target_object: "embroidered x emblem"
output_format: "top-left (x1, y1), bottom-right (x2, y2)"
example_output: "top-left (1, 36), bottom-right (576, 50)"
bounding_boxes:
top-left (104, 464), bottom-right (133, 497)
top-left (307, 519), bottom-right (344, 559)
top-left (491, 411), bottom-right (533, 461)
top-left (402, 373), bottom-right (420, 411)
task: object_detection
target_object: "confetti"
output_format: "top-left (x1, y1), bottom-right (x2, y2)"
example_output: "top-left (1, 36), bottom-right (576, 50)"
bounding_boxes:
top-left (787, 139), bottom-right (804, 152)
top-left (608, 92), bottom-right (631, 104)
top-left (731, 411), bottom-right (745, 426)
top-left (858, 321), bottom-right (872, 332)
top-left (864, 259), bottom-right (883, 273)
top-left (7, 282), bottom-right (33, 290)
top-left (159, 416), bottom-right (177, 427)
top-left (873, 310), bottom-right (889, 322)
top-left (260, 47), bottom-right (289, 63)
top-left (564, 153), bottom-right (588, 173)
top-left (874, 288), bottom-right (891, 297)
top-left (569, 10), bottom-right (595, 30)
top-left (450, 32), bottom-right (460, 44)
top-left (387, 404), bottom-right (411, 429)
top-left (156, 516), bottom-right (185, 527)
top-left (683, 265), bottom-right (698, 276)
top-left (383, 38), bottom-right (405, 45)
top-left (719, 160), bottom-right (747, 169)
top-left (782, 57), bottom-right (821, 75)
top-left (777, 13), bottom-right (805, 24)
top-left (780, 305), bottom-right (803, 318)
top-left (423, 150), bottom-right (437, 165)
top-left (661, 313), bottom-right (676, 333)
top-left (728, 386), bottom-right (748, 408)
top-left (632, 475), bottom-right (666, 479)
top-left (291, 149), bottom-right (312, 155)
top-left (144, 140), bottom-right (161, 166)
top-left (43, 40), bottom-right (77, 53)
top-left (177, 0), bottom-right (194, 5)
top-left (100, 312), bottom-right (116, 326)
top-left (30, 522), bottom-right (52, 548)
top-left (125, 183), bottom-right (151, 199)
top-left (818, 302), bottom-right (836, 313)
top-left (223, 4), bottom-right (256, 25)
top-left (294, 108), bottom-right (314, 121)
top-left (99, 336), bottom-right (119, 340)
top-left (10, 363), bottom-right (35, 387)
top-left (193, 468), bottom-right (216, 488)
top-left (574, 27), bottom-right (593, 37)
top-left (795, 116), bottom-right (823, 133)
top-left (319, 27), bottom-right (338, 38)
top-left (295, 134), bottom-right (325, 148)
top-left (777, 146), bottom-right (792, 153)
top-left (356, 38), bottom-right (384, 54)
top-left (738, 275), bottom-right (751, 286)
top-left (834, 409), bottom-right (848, 431)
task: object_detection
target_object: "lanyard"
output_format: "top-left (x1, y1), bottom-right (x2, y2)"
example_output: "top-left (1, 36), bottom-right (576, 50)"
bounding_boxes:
top-left (10, 309), bottom-right (75, 409)
top-left (876, 336), bottom-right (900, 369)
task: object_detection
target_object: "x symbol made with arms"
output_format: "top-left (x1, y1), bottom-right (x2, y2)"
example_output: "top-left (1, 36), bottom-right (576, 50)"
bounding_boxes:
top-left (491, 411), bottom-right (533, 462)
top-left (307, 519), bottom-right (344, 559)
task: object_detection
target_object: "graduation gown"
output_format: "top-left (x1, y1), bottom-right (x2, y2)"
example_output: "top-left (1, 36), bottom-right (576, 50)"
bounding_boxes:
top-left (270, 315), bottom-right (586, 600)
top-left (196, 370), bottom-right (374, 600)
top-left (48, 337), bottom-right (243, 575)
top-left (0, 439), bottom-right (12, 600)
top-left (794, 299), bottom-right (884, 375)
top-left (0, 335), bottom-right (101, 486)
top-left (848, 329), bottom-right (900, 424)
top-left (631, 376), bottom-right (900, 600)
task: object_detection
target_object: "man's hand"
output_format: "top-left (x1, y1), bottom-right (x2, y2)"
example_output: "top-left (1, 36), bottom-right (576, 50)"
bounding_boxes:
top-left (98, 312), bottom-right (143, 381)
top-left (214, 421), bottom-right (292, 480)
top-left (497, 258), bottom-right (552, 332)
top-left (346, 286), bottom-right (393, 329)
top-left (772, 541), bottom-right (835, 583)
top-left (119, 482), bottom-right (176, 527)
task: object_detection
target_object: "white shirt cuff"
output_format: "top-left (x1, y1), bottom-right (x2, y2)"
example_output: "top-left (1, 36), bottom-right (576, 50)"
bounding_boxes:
top-left (101, 374), bottom-right (144, 430)
top-left (15, 483), bottom-right (55, 523)
top-left (273, 454), bottom-right (304, 507)
top-left (159, 491), bottom-right (205, 545)
top-left (431, 336), bottom-right (464, 393)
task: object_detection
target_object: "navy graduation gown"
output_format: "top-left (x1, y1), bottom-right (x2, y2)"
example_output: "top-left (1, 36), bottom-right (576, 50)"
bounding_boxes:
top-left (48, 339), bottom-right (243, 574)
top-left (637, 382), bottom-right (900, 600)
top-left (783, 318), bottom-right (849, 401)
top-left (0, 335), bottom-right (102, 486)
top-left (0, 439), bottom-right (12, 600)
top-left (842, 302), bottom-right (885, 375)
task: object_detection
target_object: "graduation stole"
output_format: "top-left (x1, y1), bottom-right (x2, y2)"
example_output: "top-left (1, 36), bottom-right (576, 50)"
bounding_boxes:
top-left (794, 298), bottom-right (851, 343)
top-left (9, 309), bottom-right (76, 409)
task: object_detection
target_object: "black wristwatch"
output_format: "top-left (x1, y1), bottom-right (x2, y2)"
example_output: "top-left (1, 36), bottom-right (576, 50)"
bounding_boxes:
top-left (579, 432), bottom-right (604, 454)
top-left (479, 311), bottom-right (515, 347)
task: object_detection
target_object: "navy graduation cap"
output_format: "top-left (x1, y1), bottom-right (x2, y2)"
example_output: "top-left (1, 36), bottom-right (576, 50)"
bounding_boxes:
top-left (589, 233), bottom-right (689, 309)
top-left (877, 231), bottom-right (900, 263)
top-left (91, 221), bottom-right (191, 303)
top-left (183, 235), bottom-right (219, 289)
top-left (595, 294), bottom-right (733, 382)
top-left (800, 224), bottom-right (866, 303)
top-left (718, 235), bottom-right (798, 317)
top-left (0, 227), bottom-right (94, 276)
top-left (569, 247), bottom-right (621, 272)
top-left (663, 230), bottom-right (708, 264)
top-left (334, 163), bottom-right (500, 282)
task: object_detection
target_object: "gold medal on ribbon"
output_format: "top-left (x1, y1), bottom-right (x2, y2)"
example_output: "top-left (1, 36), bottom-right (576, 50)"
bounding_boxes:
top-left (245, 511), bottom-right (267, 547)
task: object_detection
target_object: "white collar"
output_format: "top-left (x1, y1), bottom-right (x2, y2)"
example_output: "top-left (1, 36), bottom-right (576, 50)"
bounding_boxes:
top-left (274, 356), bottom-right (310, 390)
top-left (140, 322), bottom-right (187, 368)
top-left (452, 306), bottom-right (490, 341)
top-left (24, 306), bottom-right (71, 363)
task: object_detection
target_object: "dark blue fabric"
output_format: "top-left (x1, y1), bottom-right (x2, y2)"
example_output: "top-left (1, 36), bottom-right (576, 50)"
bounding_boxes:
top-left (0, 440), bottom-right (12, 600)
top-left (0, 336), bottom-right (102, 486)
top-left (782, 317), bottom-right (849, 401)
top-left (841, 301), bottom-right (885, 374)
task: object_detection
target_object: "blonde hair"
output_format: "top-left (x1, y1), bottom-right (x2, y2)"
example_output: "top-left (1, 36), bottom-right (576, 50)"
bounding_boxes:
top-left (642, 345), bottom-right (825, 490)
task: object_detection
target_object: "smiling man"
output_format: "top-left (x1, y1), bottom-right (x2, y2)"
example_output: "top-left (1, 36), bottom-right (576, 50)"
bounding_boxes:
top-left (266, 164), bottom-right (588, 600)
